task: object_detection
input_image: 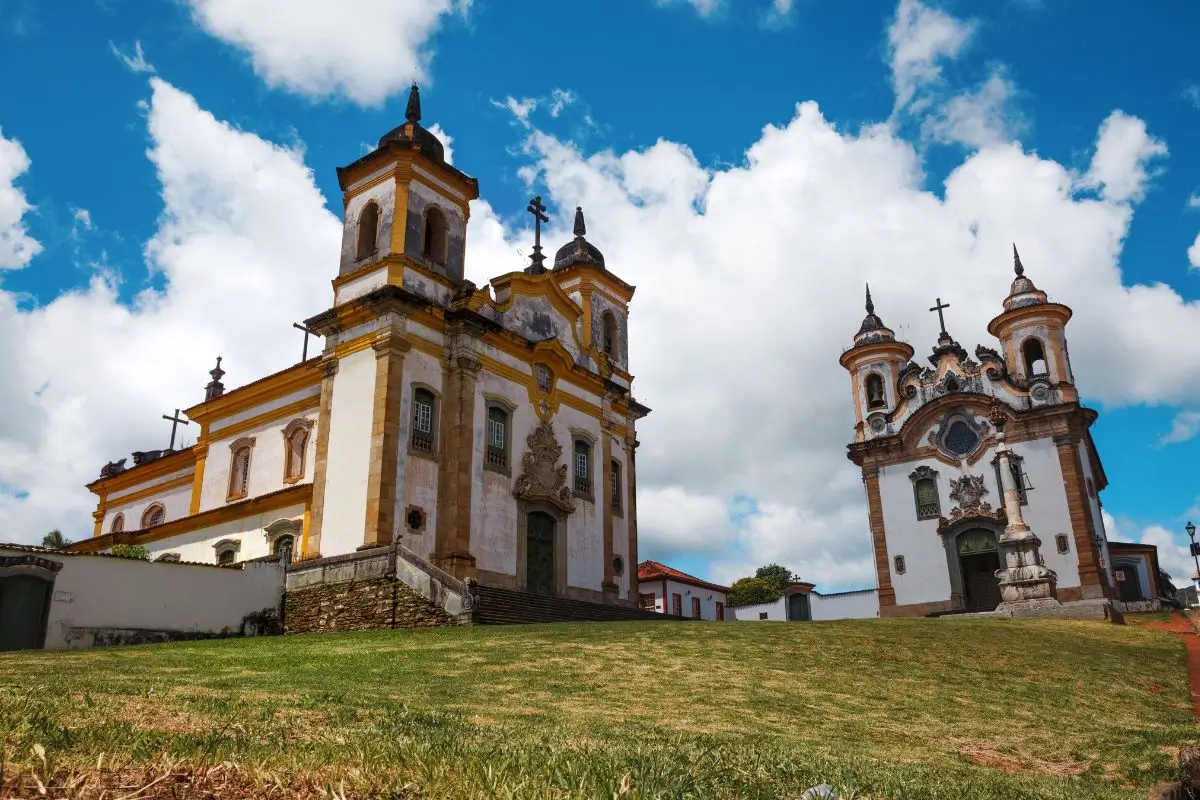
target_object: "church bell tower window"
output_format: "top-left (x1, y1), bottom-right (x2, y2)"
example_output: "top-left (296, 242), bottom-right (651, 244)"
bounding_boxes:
top-left (356, 202), bottom-right (379, 260)
top-left (865, 373), bottom-right (886, 410)
top-left (422, 206), bottom-right (448, 265)
top-left (601, 311), bottom-right (619, 359)
top-left (1021, 337), bottom-right (1048, 377)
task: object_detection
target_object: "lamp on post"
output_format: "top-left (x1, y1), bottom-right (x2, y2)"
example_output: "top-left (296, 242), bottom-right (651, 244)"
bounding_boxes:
top-left (1188, 521), bottom-right (1199, 595)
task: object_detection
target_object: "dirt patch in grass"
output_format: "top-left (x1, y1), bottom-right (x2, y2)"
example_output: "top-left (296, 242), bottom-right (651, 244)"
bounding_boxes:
top-left (952, 739), bottom-right (1089, 777)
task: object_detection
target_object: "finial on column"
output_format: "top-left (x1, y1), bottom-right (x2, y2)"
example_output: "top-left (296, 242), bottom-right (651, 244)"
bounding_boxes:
top-left (405, 83), bottom-right (421, 124)
top-left (205, 356), bottom-right (226, 401)
top-left (573, 206), bottom-right (587, 238)
top-left (1013, 243), bottom-right (1025, 277)
top-left (865, 283), bottom-right (874, 315)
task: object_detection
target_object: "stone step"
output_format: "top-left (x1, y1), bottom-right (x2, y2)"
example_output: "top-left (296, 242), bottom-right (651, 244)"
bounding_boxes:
top-left (472, 584), bottom-right (691, 625)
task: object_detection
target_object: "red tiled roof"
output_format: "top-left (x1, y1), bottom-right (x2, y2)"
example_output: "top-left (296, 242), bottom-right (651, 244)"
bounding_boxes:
top-left (637, 560), bottom-right (729, 592)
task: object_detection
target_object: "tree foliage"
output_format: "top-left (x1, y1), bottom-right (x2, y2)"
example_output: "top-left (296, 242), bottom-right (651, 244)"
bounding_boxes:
top-left (41, 530), bottom-right (71, 549)
top-left (754, 563), bottom-right (794, 594)
top-left (727, 577), bottom-right (780, 607)
top-left (111, 543), bottom-right (151, 560)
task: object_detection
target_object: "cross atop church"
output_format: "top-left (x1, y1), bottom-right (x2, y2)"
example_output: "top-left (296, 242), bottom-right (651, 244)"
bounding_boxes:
top-left (294, 322), bottom-right (316, 362)
top-left (162, 408), bottom-right (190, 451)
top-left (929, 297), bottom-right (951, 336)
top-left (526, 195), bottom-right (549, 274)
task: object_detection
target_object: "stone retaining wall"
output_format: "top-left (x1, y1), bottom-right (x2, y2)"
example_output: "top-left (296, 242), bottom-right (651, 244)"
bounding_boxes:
top-left (284, 576), bottom-right (453, 634)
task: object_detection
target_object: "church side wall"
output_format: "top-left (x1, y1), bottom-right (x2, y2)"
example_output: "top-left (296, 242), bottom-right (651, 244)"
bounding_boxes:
top-left (1015, 437), bottom-right (1080, 590)
top-left (102, 467), bottom-right (194, 532)
top-left (1076, 440), bottom-right (1113, 586)
top-left (472, 367), bottom-right (525, 580)
top-left (141, 502), bottom-right (308, 564)
top-left (397, 347), bottom-right (443, 563)
top-left (319, 349), bottom-right (376, 557)
top-left (878, 457), bottom-right (953, 607)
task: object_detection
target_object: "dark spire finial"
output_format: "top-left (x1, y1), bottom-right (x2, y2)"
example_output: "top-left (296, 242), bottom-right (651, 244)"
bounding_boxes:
top-left (865, 283), bottom-right (874, 315)
top-left (1013, 243), bottom-right (1025, 277)
top-left (205, 356), bottom-right (226, 402)
top-left (405, 83), bottom-right (421, 124)
top-left (573, 206), bottom-right (586, 238)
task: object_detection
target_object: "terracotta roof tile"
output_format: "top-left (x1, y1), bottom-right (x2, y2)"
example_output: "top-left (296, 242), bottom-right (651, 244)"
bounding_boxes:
top-left (637, 560), bottom-right (729, 592)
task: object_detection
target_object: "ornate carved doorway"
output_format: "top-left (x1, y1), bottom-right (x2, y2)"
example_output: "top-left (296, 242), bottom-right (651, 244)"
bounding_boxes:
top-left (0, 576), bottom-right (53, 652)
top-left (526, 511), bottom-right (557, 597)
top-left (957, 529), bottom-right (1001, 612)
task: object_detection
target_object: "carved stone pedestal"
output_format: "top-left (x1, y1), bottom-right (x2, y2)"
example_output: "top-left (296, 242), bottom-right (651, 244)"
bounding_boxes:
top-left (433, 551), bottom-right (477, 582)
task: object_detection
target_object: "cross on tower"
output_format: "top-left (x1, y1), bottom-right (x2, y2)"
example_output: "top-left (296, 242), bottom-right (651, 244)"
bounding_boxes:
top-left (929, 297), bottom-right (951, 336)
top-left (526, 195), bottom-right (549, 274)
top-left (293, 322), bottom-right (316, 362)
top-left (162, 408), bottom-right (190, 451)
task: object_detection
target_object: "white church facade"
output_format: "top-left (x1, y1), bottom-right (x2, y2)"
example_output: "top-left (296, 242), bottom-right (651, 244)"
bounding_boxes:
top-left (70, 85), bottom-right (650, 606)
top-left (840, 250), bottom-right (1118, 617)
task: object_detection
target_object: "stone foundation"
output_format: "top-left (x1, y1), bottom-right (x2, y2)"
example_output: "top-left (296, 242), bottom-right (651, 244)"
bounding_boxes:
top-left (284, 577), bottom-right (454, 634)
top-left (957, 598), bottom-right (1121, 623)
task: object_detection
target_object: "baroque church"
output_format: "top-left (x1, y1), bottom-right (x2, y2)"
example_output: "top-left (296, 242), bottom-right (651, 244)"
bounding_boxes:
top-left (69, 85), bottom-right (649, 606)
top-left (840, 250), bottom-right (1118, 617)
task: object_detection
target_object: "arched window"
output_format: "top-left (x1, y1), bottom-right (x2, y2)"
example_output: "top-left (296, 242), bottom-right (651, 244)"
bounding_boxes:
top-left (214, 539), bottom-right (240, 566)
top-left (141, 504), bottom-right (165, 529)
top-left (217, 549), bottom-right (236, 566)
top-left (272, 534), bottom-right (295, 565)
top-left (601, 311), bottom-right (619, 359)
top-left (411, 388), bottom-right (436, 453)
top-left (573, 439), bottom-right (592, 498)
top-left (356, 202), bottom-right (379, 259)
top-left (485, 405), bottom-right (509, 470)
top-left (156, 553), bottom-right (181, 563)
top-left (422, 206), bottom-right (448, 265)
top-left (1021, 337), bottom-right (1048, 377)
top-left (228, 438), bottom-right (254, 502)
top-left (110, 513), bottom-right (125, 534)
top-left (282, 420), bottom-right (312, 483)
top-left (941, 419), bottom-right (980, 457)
top-left (865, 373), bottom-right (886, 409)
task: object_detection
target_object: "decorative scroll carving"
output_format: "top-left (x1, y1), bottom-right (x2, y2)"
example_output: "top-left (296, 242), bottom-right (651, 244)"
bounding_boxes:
top-left (513, 420), bottom-right (576, 514)
top-left (937, 473), bottom-right (1007, 532)
top-left (909, 465), bottom-right (939, 483)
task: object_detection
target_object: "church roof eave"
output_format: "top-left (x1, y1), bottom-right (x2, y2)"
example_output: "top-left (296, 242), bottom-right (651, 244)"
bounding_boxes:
top-left (86, 446), bottom-right (198, 496)
top-left (335, 143), bottom-right (480, 199)
top-left (986, 301), bottom-right (1073, 339)
top-left (184, 358), bottom-right (323, 425)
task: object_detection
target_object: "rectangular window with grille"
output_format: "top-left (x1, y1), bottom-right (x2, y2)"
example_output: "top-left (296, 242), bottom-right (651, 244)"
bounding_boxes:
top-left (914, 478), bottom-right (940, 519)
top-left (574, 441), bottom-right (591, 496)
top-left (610, 460), bottom-right (621, 512)
top-left (411, 389), bottom-right (435, 453)
top-left (639, 593), bottom-right (657, 610)
top-left (993, 458), bottom-right (1029, 505)
top-left (485, 407), bottom-right (507, 468)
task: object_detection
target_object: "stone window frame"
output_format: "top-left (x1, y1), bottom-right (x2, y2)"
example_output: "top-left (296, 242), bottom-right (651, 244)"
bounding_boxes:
top-left (990, 451), bottom-right (1029, 506)
top-left (1019, 335), bottom-right (1049, 377)
top-left (213, 538), bottom-right (241, 566)
top-left (155, 553), bottom-right (181, 563)
top-left (864, 371), bottom-right (887, 410)
top-left (1055, 533), bottom-right (1070, 554)
top-left (141, 503), bottom-right (166, 529)
top-left (612, 555), bottom-right (625, 576)
top-left (893, 554), bottom-right (907, 575)
top-left (110, 513), bottom-right (125, 534)
top-left (482, 395), bottom-right (516, 477)
top-left (909, 466), bottom-right (941, 520)
top-left (570, 430), bottom-right (596, 501)
top-left (356, 201), bottom-right (380, 261)
top-left (405, 505), bottom-right (427, 534)
top-left (420, 204), bottom-right (449, 266)
top-left (936, 411), bottom-right (986, 460)
top-left (609, 458), bottom-right (623, 517)
top-left (263, 519), bottom-right (300, 564)
top-left (281, 418), bottom-right (314, 485)
top-left (408, 383), bottom-right (441, 459)
top-left (227, 437), bottom-right (256, 502)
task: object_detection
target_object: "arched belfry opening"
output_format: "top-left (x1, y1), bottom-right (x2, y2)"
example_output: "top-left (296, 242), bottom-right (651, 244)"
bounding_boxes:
top-left (356, 203), bottom-right (379, 259)
top-left (1021, 337), bottom-right (1048, 377)
top-left (423, 206), bottom-right (448, 265)
top-left (601, 311), bottom-right (618, 359)
top-left (865, 373), bottom-right (886, 409)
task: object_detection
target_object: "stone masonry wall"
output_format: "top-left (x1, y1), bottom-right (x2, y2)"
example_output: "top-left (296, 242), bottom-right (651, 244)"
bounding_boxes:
top-left (284, 576), bottom-right (454, 635)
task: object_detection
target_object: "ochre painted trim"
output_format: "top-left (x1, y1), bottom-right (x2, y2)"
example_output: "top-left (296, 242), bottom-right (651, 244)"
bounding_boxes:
top-left (86, 447), bottom-right (198, 497)
top-left (185, 359), bottom-right (322, 425)
top-left (208, 394), bottom-right (320, 443)
top-left (67, 484), bottom-right (313, 553)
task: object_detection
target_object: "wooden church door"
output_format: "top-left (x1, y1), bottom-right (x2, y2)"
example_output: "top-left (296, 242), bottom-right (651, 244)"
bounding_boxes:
top-left (0, 576), bottom-right (52, 652)
top-left (526, 512), bottom-right (556, 597)
top-left (788, 592), bottom-right (811, 622)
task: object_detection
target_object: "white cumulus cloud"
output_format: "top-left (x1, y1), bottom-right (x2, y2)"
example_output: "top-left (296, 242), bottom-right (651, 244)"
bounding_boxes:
top-left (0, 128), bottom-right (42, 269)
top-left (887, 0), bottom-right (975, 115)
top-left (183, 0), bottom-right (468, 106)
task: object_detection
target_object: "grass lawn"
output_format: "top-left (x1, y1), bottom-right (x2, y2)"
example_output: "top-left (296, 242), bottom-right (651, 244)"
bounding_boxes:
top-left (0, 617), bottom-right (1195, 799)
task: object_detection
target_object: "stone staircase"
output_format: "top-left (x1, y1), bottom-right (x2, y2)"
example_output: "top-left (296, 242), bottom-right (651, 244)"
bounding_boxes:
top-left (470, 584), bottom-right (689, 625)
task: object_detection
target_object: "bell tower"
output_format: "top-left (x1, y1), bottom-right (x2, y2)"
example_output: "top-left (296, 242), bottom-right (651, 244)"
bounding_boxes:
top-left (986, 246), bottom-right (1077, 403)
top-left (839, 286), bottom-right (915, 440)
top-left (332, 83), bottom-right (480, 299)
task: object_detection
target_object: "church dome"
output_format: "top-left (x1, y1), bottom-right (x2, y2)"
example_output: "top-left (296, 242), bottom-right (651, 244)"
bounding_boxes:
top-left (853, 285), bottom-right (896, 346)
top-left (1002, 245), bottom-right (1048, 311)
top-left (376, 84), bottom-right (446, 164)
top-left (553, 207), bottom-right (606, 270)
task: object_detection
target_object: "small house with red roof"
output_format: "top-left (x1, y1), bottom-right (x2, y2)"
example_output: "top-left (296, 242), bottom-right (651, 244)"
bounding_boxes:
top-left (637, 560), bottom-right (730, 620)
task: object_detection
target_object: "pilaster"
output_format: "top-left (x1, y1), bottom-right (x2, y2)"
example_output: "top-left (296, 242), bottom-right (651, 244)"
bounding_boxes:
top-left (863, 468), bottom-right (897, 611)
top-left (600, 412), bottom-right (618, 603)
top-left (626, 434), bottom-right (640, 604)
top-left (433, 325), bottom-right (482, 579)
top-left (301, 356), bottom-right (339, 559)
top-left (1054, 433), bottom-right (1107, 599)
top-left (361, 329), bottom-right (411, 549)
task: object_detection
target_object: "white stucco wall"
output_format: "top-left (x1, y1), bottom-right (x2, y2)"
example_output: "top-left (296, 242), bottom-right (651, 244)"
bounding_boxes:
top-left (728, 598), bottom-right (786, 621)
top-left (641, 579), bottom-right (727, 620)
top-left (879, 433), bottom-right (1079, 607)
top-left (398, 347), bottom-right (443, 562)
top-left (103, 467), bottom-right (194, 533)
top-left (1, 547), bottom-right (284, 650)
top-left (1077, 439), bottom-right (1113, 585)
top-left (318, 349), bottom-right (376, 556)
top-left (140, 504), bottom-right (307, 565)
top-left (811, 589), bottom-right (880, 620)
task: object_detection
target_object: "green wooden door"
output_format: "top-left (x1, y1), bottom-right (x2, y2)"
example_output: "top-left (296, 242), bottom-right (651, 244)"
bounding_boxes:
top-left (0, 576), bottom-right (52, 652)
top-left (788, 592), bottom-right (811, 622)
top-left (526, 512), bottom-right (556, 597)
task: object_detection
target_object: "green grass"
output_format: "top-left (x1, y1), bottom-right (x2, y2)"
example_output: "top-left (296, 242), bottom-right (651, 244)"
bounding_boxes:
top-left (0, 618), bottom-right (1195, 799)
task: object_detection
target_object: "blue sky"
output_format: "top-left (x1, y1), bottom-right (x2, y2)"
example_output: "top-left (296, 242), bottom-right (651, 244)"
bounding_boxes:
top-left (1, 0), bottom-right (1198, 588)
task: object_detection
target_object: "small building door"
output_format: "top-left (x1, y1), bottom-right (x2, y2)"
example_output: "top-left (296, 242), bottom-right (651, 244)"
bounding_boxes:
top-left (0, 576), bottom-right (53, 652)
top-left (526, 512), bottom-right (556, 596)
top-left (788, 592), bottom-right (811, 622)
